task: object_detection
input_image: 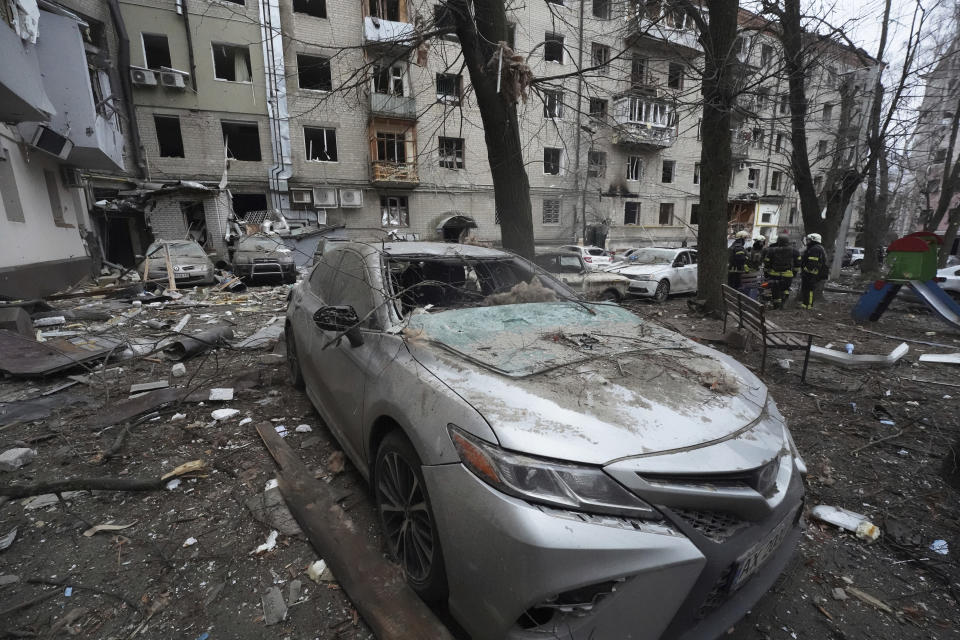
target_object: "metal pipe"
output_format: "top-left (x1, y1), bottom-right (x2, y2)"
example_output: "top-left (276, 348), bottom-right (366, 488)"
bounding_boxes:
top-left (180, 0), bottom-right (199, 91)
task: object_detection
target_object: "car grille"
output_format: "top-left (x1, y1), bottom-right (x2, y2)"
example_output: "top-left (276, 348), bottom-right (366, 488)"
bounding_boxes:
top-left (672, 508), bottom-right (749, 543)
top-left (696, 565), bottom-right (734, 619)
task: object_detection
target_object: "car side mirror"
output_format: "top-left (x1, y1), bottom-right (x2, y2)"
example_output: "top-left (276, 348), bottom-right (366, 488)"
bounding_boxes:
top-left (313, 305), bottom-right (364, 347)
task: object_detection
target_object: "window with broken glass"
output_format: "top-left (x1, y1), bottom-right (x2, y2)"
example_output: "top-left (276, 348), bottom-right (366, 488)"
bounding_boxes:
top-left (297, 54), bottom-right (332, 91)
top-left (436, 73), bottom-right (462, 104)
top-left (221, 121), bottom-right (261, 161)
top-left (304, 127), bottom-right (338, 162)
top-left (293, 0), bottom-right (326, 18)
top-left (626, 156), bottom-right (643, 181)
top-left (381, 195), bottom-right (409, 227)
top-left (374, 64), bottom-right (405, 95)
top-left (747, 168), bottom-right (760, 189)
top-left (591, 43), bottom-right (610, 71)
top-left (544, 33), bottom-right (564, 63)
top-left (543, 90), bottom-right (563, 119)
top-left (624, 201), bottom-right (639, 225)
top-left (543, 148), bottom-right (562, 175)
top-left (589, 98), bottom-right (608, 119)
top-left (376, 132), bottom-right (406, 163)
top-left (439, 137), bottom-right (464, 169)
top-left (588, 151), bottom-right (606, 177)
top-left (213, 43), bottom-right (252, 82)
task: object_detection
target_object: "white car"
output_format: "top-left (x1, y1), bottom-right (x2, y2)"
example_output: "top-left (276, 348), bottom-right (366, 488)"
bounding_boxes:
top-left (606, 247), bottom-right (698, 302)
top-left (558, 244), bottom-right (613, 269)
top-left (534, 252), bottom-right (630, 301)
top-left (939, 264), bottom-right (960, 300)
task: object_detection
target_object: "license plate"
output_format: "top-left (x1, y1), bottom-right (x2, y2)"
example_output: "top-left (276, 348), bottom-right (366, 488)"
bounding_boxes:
top-left (729, 509), bottom-right (795, 592)
top-left (174, 272), bottom-right (190, 279)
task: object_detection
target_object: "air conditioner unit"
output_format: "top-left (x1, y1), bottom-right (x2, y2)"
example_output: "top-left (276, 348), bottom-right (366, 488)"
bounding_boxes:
top-left (313, 187), bottom-right (338, 207)
top-left (31, 126), bottom-right (73, 160)
top-left (338, 188), bottom-right (363, 208)
top-left (290, 189), bottom-right (313, 205)
top-left (130, 67), bottom-right (158, 86)
top-left (160, 71), bottom-right (186, 89)
top-left (60, 166), bottom-right (83, 188)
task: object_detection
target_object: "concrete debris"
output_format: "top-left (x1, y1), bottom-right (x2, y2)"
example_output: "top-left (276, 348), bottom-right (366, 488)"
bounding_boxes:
top-left (170, 413), bottom-right (187, 421)
top-left (33, 316), bottom-right (66, 327)
top-left (251, 530), bottom-right (279, 555)
top-left (306, 559), bottom-right (335, 583)
top-left (172, 314), bottom-right (191, 334)
top-left (0, 306), bottom-right (33, 337)
top-left (258, 353), bottom-right (285, 365)
top-left (183, 536), bottom-right (198, 547)
top-left (165, 478), bottom-right (181, 490)
top-left (261, 586), bottom-right (287, 625)
top-left (238, 417), bottom-right (253, 426)
top-left (295, 424), bottom-right (312, 433)
top-left (809, 342), bottom-right (909, 368)
top-left (0, 574), bottom-right (19, 586)
top-left (0, 527), bottom-right (17, 551)
top-left (234, 317), bottom-right (284, 349)
top-left (245, 487), bottom-right (303, 536)
top-left (211, 408), bottom-right (240, 421)
top-left (208, 388), bottom-right (234, 401)
top-left (0, 447), bottom-right (37, 471)
top-left (811, 505), bottom-right (881, 540)
top-left (287, 578), bottom-right (302, 605)
top-left (930, 539), bottom-right (949, 555)
top-left (21, 492), bottom-right (85, 510)
top-left (831, 587), bottom-right (848, 601)
top-left (918, 353), bottom-right (960, 365)
top-left (171, 363), bottom-right (187, 378)
top-left (130, 380), bottom-right (169, 395)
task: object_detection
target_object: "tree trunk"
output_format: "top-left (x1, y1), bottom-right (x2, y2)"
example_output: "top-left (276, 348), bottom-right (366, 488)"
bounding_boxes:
top-left (695, 0), bottom-right (739, 312)
top-left (925, 96), bottom-right (960, 233)
top-left (449, 0), bottom-right (535, 259)
top-left (943, 207), bottom-right (960, 267)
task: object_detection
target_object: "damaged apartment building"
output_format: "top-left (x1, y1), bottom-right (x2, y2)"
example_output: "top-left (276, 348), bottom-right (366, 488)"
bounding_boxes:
top-left (0, 0), bottom-right (878, 299)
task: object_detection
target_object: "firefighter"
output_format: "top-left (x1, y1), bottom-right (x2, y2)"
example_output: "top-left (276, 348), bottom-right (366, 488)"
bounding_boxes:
top-left (763, 235), bottom-right (797, 308)
top-left (749, 236), bottom-right (767, 271)
top-left (728, 231), bottom-right (750, 289)
top-left (800, 232), bottom-right (827, 309)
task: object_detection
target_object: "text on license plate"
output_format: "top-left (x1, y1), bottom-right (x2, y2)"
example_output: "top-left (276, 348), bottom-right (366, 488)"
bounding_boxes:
top-left (729, 509), bottom-right (795, 591)
top-left (174, 272), bottom-right (190, 279)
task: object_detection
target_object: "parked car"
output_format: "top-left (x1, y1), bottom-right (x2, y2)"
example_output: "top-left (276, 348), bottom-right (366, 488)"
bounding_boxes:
top-left (231, 233), bottom-right (297, 284)
top-left (843, 247), bottom-right (865, 267)
top-left (286, 241), bottom-right (804, 640)
top-left (141, 240), bottom-right (216, 286)
top-left (938, 264), bottom-right (960, 300)
top-left (606, 247), bottom-right (698, 302)
top-left (558, 244), bottom-right (613, 269)
top-left (533, 252), bottom-right (629, 301)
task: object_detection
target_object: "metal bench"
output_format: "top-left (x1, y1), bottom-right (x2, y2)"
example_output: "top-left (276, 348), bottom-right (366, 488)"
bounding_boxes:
top-left (721, 285), bottom-right (820, 382)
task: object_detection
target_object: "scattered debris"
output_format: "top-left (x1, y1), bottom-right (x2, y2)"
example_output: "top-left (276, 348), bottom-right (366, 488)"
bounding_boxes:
top-left (163, 326), bottom-right (234, 361)
top-left (261, 586), bottom-right (287, 626)
top-left (172, 314), bottom-right (191, 334)
top-left (82, 522), bottom-right (136, 537)
top-left (0, 330), bottom-right (124, 377)
top-left (209, 388), bottom-right (234, 401)
top-left (930, 539), bottom-right (949, 555)
top-left (160, 459), bottom-right (207, 481)
top-left (811, 505), bottom-right (881, 540)
top-left (251, 530), bottom-right (279, 555)
top-left (307, 559), bottom-right (335, 583)
top-left (245, 487), bottom-right (303, 536)
top-left (129, 380), bottom-right (169, 395)
top-left (295, 424), bottom-right (312, 433)
top-left (211, 408), bottom-right (240, 421)
top-left (918, 352), bottom-right (960, 365)
top-left (831, 587), bottom-right (848, 601)
top-left (809, 342), bottom-right (909, 367)
top-left (0, 307), bottom-right (33, 337)
top-left (0, 574), bottom-right (18, 586)
top-left (234, 318), bottom-right (284, 350)
top-left (325, 451), bottom-right (345, 475)
top-left (0, 527), bottom-right (17, 551)
top-left (845, 586), bottom-right (894, 615)
top-left (287, 578), bottom-right (302, 605)
top-left (171, 363), bottom-right (187, 378)
top-left (183, 537), bottom-right (198, 547)
top-left (165, 478), bottom-right (181, 490)
top-left (33, 316), bottom-right (66, 327)
top-left (238, 417), bottom-right (253, 426)
top-left (0, 448), bottom-right (37, 472)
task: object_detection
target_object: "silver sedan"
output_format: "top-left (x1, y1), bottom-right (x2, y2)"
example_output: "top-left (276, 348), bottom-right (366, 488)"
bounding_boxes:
top-left (285, 241), bottom-right (805, 640)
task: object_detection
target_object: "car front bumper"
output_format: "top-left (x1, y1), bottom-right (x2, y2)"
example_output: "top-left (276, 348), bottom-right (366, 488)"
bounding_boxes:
top-left (626, 280), bottom-right (657, 297)
top-left (234, 262), bottom-right (296, 280)
top-left (424, 458), bottom-right (803, 640)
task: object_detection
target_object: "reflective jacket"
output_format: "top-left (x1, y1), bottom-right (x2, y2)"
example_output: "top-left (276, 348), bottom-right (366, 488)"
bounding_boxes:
top-left (802, 242), bottom-right (827, 278)
top-left (764, 245), bottom-right (795, 277)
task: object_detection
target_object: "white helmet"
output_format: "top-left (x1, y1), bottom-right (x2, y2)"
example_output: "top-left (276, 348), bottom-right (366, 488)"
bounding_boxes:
top-left (735, 231), bottom-right (750, 239)
top-left (806, 233), bottom-right (822, 243)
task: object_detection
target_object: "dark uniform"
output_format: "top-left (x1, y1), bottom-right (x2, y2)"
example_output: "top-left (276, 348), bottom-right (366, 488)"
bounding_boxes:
top-left (763, 238), bottom-right (799, 308)
top-left (800, 239), bottom-right (827, 308)
top-left (728, 238), bottom-right (749, 289)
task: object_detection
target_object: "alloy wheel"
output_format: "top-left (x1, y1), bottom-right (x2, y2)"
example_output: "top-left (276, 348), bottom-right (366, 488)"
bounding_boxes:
top-left (377, 451), bottom-right (435, 583)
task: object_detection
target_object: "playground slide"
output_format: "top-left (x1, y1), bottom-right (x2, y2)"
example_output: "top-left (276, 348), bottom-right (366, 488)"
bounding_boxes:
top-left (909, 280), bottom-right (960, 330)
top-left (852, 282), bottom-right (901, 323)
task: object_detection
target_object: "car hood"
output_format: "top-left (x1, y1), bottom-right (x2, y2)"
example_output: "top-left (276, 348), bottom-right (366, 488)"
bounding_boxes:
top-left (234, 249), bottom-right (294, 264)
top-left (608, 263), bottom-right (671, 277)
top-left (404, 302), bottom-right (768, 465)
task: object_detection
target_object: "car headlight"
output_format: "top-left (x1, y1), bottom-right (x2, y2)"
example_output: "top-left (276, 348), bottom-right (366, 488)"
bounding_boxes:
top-left (448, 426), bottom-right (660, 519)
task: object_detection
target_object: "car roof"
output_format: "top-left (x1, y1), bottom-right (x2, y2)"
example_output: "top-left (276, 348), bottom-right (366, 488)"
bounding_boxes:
top-left (337, 241), bottom-right (512, 260)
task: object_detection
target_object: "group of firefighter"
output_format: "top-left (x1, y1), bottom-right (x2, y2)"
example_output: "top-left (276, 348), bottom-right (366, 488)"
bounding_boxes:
top-left (727, 231), bottom-right (827, 309)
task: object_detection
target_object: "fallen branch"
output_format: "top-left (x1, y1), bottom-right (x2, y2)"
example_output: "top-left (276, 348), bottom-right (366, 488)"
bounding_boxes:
top-left (851, 429), bottom-right (904, 455)
top-left (908, 376), bottom-right (960, 389)
top-left (0, 478), bottom-right (164, 499)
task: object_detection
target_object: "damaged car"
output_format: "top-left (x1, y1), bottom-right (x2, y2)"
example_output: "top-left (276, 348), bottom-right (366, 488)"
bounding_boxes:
top-left (534, 252), bottom-right (630, 301)
top-left (607, 247), bottom-right (699, 302)
top-left (231, 233), bottom-right (297, 284)
top-left (141, 240), bottom-right (216, 286)
top-left (285, 241), bottom-right (805, 640)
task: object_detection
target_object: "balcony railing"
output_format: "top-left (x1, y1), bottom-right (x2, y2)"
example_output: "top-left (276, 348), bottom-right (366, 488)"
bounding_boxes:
top-left (628, 16), bottom-right (701, 53)
top-left (369, 92), bottom-right (417, 120)
top-left (363, 16), bottom-right (415, 49)
top-left (611, 124), bottom-right (676, 150)
top-left (371, 161), bottom-right (419, 187)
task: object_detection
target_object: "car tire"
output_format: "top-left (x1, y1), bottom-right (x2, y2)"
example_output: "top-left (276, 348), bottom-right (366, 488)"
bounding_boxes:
top-left (653, 279), bottom-right (670, 303)
top-left (374, 431), bottom-right (447, 602)
top-left (285, 324), bottom-right (305, 390)
top-left (599, 289), bottom-right (621, 302)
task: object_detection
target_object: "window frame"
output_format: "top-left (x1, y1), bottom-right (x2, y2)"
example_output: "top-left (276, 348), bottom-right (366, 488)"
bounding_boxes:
top-left (211, 42), bottom-right (252, 83)
top-left (543, 147), bottom-right (562, 175)
top-left (292, 0), bottom-right (327, 18)
top-left (297, 53), bottom-right (332, 92)
top-left (661, 159), bottom-right (675, 183)
top-left (141, 33), bottom-right (171, 70)
top-left (154, 114), bottom-right (185, 158)
top-left (627, 156), bottom-right (643, 182)
top-left (544, 32), bottom-right (565, 63)
top-left (624, 201), bottom-right (640, 225)
top-left (303, 126), bottom-right (339, 162)
top-left (380, 194), bottom-right (410, 227)
top-left (438, 136), bottom-right (465, 170)
top-left (658, 202), bottom-right (674, 226)
top-left (221, 120), bottom-right (262, 161)
top-left (436, 73), bottom-right (462, 105)
top-left (543, 89), bottom-right (564, 119)
top-left (587, 150), bottom-right (606, 177)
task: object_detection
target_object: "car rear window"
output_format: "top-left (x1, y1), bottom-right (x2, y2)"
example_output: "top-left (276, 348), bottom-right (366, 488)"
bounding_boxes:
top-left (587, 249), bottom-right (606, 256)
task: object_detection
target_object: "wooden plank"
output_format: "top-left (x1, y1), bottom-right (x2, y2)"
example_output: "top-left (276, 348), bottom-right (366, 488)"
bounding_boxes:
top-left (163, 244), bottom-right (177, 291)
top-left (255, 422), bottom-right (455, 640)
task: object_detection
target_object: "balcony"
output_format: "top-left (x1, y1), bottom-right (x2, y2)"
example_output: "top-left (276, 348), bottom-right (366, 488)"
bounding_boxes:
top-left (628, 16), bottom-right (701, 54)
top-left (629, 73), bottom-right (663, 96)
top-left (0, 22), bottom-right (55, 122)
top-left (610, 95), bottom-right (676, 150)
top-left (371, 161), bottom-right (419, 188)
top-left (369, 92), bottom-right (418, 120)
top-left (612, 124), bottom-right (676, 150)
top-left (363, 16), bottom-right (415, 52)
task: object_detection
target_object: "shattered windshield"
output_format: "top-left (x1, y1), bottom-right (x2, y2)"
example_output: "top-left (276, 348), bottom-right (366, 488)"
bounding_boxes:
top-left (238, 236), bottom-right (287, 253)
top-left (147, 242), bottom-right (207, 260)
top-left (624, 249), bottom-right (676, 264)
top-left (386, 255), bottom-right (575, 317)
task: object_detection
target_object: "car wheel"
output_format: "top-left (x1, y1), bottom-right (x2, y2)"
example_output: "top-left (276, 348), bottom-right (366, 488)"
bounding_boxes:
top-left (375, 431), bottom-right (447, 602)
top-left (285, 324), bottom-right (305, 390)
top-left (599, 289), bottom-right (621, 302)
top-left (653, 279), bottom-right (670, 303)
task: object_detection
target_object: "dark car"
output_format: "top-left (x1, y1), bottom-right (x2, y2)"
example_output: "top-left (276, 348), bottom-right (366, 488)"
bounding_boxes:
top-left (231, 234), bottom-right (297, 284)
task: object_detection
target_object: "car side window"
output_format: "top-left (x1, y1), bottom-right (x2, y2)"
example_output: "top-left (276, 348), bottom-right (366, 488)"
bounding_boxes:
top-left (558, 255), bottom-right (582, 273)
top-left (326, 251), bottom-right (378, 328)
top-left (309, 252), bottom-right (341, 300)
top-left (689, 251), bottom-right (698, 264)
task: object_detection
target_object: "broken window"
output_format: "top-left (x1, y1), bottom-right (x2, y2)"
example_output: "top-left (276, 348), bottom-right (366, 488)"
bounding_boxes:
top-left (142, 33), bottom-right (171, 70)
top-left (775, 132), bottom-right (784, 152)
top-left (293, 0), bottom-right (326, 18)
top-left (439, 137), bottom-right (464, 169)
top-left (375, 132), bottom-right (406, 164)
top-left (693, 162), bottom-right (700, 184)
top-left (543, 148), bottom-right (561, 175)
top-left (771, 170), bottom-right (783, 190)
top-left (822, 103), bottom-right (833, 122)
top-left (752, 127), bottom-right (764, 149)
top-left (661, 159), bottom-right (675, 183)
top-left (817, 139), bottom-right (828, 156)
top-left (221, 121), bottom-right (261, 161)
top-left (747, 168), bottom-right (760, 189)
top-left (371, 0), bottom-right (401, 20)
top-left (593, 0), bottom-right (611, 19)
top-left (589, 98), bottom-right (607, 118)
top-left (690, 203), bottom-right (700, 225)
top-left (304, 127), bottom-right (338, 162)
top-left (298, 54), bottom-right (332, 91)
top-left (591, 42), bottom-right (610, 70)
top-left (374, 64), bottom-right (404, 95)
top-left (760, 43), bottom-right (773, 66)
top-left (543, 89), bottom-right (563, 118)
top-left (542, 199), bottom-right (561, 224)
top-left (631, 55), bottom-right (648, 86)
top-left (587, 150), bottom-right (606, 177)
top-left (381, 195), bottom-right (409, 227)
top-left (436, 73), bottom-right (461, 104)
top-left (180, 201), bottom-right (208, 248)
top-left (544, 33), bottom-right (564, 63)
top-left (658, 202), bottom-right (674, 225)
top-left (667, 62), bottom-right (684, 89)
top-left (155, 115), bottom-right (185, 158)
top-left (213, 44), bottom-right (252, 82)
top-left (624, 201), bottom-right (639, 225)
top-left (779, 94), bottom-right (789, 114)
top-left (626, 156), bottom-right (643, 181)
